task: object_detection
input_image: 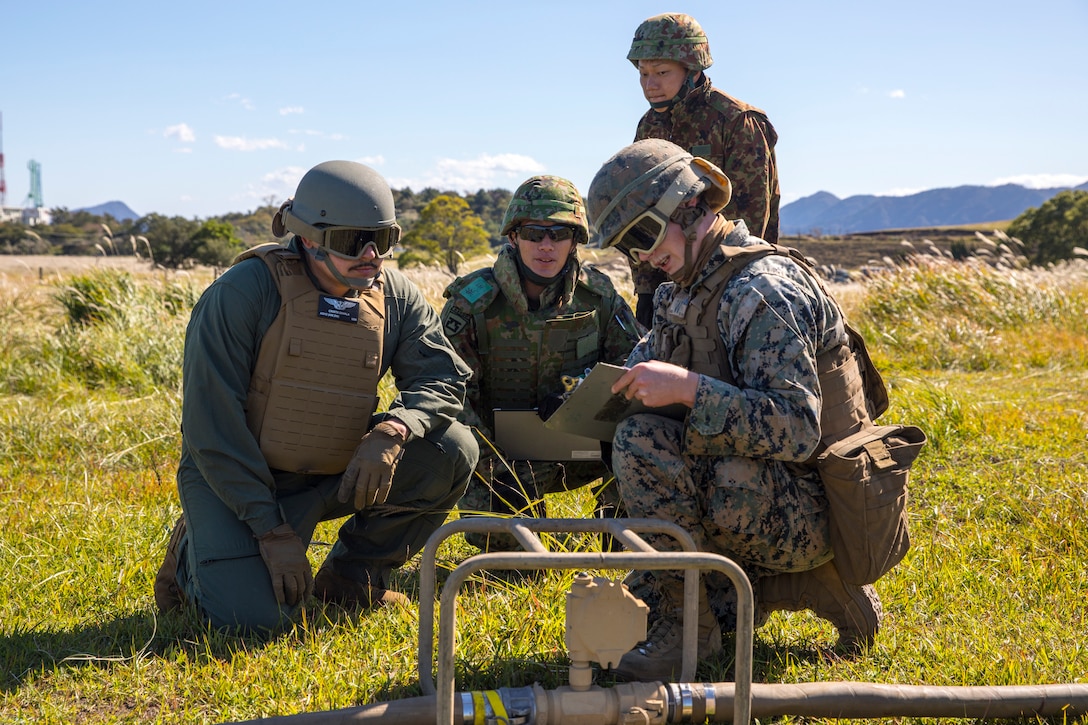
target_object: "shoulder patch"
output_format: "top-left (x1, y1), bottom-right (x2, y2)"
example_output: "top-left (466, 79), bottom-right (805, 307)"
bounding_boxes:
top-left (442, 306), bottom-right (471, 338)
top-left (459, 276), bottom-right (495, 304)
top-left (444, 268), bottom-right (500, 313)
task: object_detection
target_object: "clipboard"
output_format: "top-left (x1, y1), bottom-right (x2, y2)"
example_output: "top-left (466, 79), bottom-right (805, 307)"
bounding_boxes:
top-left (542, 363), bottom-right (687, 441)
top-left (493, 409), bottom-right (602, 461)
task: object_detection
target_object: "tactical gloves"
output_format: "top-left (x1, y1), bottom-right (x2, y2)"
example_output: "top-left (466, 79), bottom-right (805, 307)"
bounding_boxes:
top-left (256, 523), bottom-right (313, 606)
top-left (338, 420), bottom-right (407, 510)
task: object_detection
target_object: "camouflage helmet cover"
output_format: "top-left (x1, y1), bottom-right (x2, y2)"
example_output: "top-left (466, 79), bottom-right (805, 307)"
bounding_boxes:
top-left (627, 13), bottom-right (713, 71)
top-left (587, 139), bottom-right (732, 249)
top-left (501, 175), bottom-right (590, 244)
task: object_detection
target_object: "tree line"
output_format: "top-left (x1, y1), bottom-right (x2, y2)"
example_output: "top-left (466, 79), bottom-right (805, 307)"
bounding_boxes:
top-left (3, 188), bottom-right (1085, 274)
top-left (0, 186), bottom-right (514, 274)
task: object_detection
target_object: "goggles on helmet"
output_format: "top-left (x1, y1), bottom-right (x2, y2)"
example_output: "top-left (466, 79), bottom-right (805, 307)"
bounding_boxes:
top-left (290, 216), bottom-right (401, 259)
top-left (517, 224), bottom-right (576, 243)
top-left (322, 226), bottom-right (400, 259)
top-left (613, 173), bottom-right (707, 262)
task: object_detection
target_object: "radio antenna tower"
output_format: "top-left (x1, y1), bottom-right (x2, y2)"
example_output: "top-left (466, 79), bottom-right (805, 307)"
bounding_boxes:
top-left (0, 112), bottom-right (7, 208)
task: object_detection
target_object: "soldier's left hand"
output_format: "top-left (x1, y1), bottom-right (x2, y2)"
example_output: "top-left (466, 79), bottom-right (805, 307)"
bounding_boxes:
top-left (338, 420), bottom-right (408, 510)
top-left (612, 361), bottom-right (698, 409)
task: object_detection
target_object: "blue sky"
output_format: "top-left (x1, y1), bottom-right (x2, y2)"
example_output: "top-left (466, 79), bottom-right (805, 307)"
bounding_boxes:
top-left (2, 0), bottom-right (1085, 219)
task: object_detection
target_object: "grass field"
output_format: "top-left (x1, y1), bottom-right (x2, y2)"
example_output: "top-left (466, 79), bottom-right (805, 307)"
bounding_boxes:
top-left (1, 249), bottom-right (1086, 724)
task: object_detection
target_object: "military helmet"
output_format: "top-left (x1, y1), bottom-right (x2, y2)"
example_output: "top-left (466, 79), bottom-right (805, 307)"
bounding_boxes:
top-left (587, 139), bottom-right (731, 250)
top-left (272, 160), bottom-right (401, 256)
top-left (500, 175), bottom-right (589, 245)
top-left (627, 13), bottom-right (713, 71)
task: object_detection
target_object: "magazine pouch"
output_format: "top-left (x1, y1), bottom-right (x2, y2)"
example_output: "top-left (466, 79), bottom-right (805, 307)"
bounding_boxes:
top-left (817, 424), bottom-right (926, 585)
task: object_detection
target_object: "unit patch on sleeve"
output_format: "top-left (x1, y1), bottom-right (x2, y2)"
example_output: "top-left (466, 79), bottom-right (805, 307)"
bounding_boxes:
top-left (442, 307), bottom-right (470, 337)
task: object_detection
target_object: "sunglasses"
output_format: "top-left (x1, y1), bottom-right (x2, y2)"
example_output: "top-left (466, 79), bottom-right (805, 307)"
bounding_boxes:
top-left (517, 224), bottom-right (576, 243)
top-left (319, 225), bottom-right (400, 259)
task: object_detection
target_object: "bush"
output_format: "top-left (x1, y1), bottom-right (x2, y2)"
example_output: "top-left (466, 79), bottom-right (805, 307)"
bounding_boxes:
top-left (1007, 189), bottom-right (1088, 265)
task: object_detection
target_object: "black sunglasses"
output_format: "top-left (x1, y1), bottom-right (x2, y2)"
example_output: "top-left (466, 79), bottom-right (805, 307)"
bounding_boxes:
top-left (517, 224), bottom-right (576, 243)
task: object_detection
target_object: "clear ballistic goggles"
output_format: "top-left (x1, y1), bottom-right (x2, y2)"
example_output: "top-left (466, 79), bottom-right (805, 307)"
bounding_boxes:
top-left (517, 224), bottom-right (576, 243)
top-left (614, 194), bottom-right (708, 262)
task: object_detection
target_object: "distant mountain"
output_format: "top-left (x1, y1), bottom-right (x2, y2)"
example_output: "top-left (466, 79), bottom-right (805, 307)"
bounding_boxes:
top-left (781, 182), bottom-right (1088, 235)
top-left (77, 201), bottom-right (140, 222)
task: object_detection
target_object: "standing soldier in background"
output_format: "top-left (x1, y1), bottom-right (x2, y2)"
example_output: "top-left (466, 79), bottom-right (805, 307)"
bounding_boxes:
top-left (440, 176), bottom-right (641, 552)
top-left (154, 160), bottom-right (478, 633)
top-left (626, 12), bottom-right (781, 327)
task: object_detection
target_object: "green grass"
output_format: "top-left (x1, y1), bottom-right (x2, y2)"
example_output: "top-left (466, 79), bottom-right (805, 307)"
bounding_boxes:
top-left (1, 258), bottom-right (1087, 723)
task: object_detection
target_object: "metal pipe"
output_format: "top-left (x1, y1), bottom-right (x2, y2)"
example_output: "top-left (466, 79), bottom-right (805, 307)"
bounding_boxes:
top-left (436, 550), bottom-right (755, 725)
top-left (223, 681), bottom-right (1088, 724)
top-left (417, 517), bottom-right (704, 695)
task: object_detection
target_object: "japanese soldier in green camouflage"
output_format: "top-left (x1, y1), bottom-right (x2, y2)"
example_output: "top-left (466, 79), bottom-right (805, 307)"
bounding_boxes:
top-left (626, 12), bottom-right (782, 328)
top-left (588, 139), bottom-right (879, 681)
top-left (440, 175), bottom-right (641, 551)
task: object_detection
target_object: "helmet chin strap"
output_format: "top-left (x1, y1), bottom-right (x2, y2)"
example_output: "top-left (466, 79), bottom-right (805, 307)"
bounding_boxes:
top-left (514, 249), bottom-right (572, 287)
top-left (649, 70), bottom-right (701, 110)
top-left (668, 203), bottom-right (710, 284)
top-left (306, 244), bottom-right (376, 290)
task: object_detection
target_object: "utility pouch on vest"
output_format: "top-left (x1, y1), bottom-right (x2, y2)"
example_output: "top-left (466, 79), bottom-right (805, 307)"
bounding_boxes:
top-left (817, 424), bottom-right (926, 585)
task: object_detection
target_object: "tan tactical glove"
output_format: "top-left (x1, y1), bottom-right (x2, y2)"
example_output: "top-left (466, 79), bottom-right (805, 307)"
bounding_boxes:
top-left (256, 523), bottom-right (314, 606)
top-left (338, 420), bottom-right (407, 510)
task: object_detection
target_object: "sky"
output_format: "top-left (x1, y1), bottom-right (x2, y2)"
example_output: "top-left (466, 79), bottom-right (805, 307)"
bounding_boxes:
top-left (1, 0), bottom-right (1086, 220)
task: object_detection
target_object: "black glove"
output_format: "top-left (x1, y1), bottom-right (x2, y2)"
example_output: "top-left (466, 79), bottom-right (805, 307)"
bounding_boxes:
top-left (537, 392), bottom-right (567, 422)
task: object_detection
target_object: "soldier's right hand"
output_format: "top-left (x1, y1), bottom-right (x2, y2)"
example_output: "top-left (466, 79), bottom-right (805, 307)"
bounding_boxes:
top-left (256, 523), bottom-right (314, 606)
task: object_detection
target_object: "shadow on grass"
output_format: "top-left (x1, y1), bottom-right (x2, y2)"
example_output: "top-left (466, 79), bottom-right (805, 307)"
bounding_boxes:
top-left (0, 604), bottom-right (373, 694)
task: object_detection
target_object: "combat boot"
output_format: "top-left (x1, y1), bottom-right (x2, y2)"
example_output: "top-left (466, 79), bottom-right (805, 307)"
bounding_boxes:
top-left (756, 560), bottom-right (882, 651)
top-left (612, 583), bottom-right (722, 682)
top-left (314, 565), bottom-right (409, 610)
top-left (154, 516), bottom-right (187, 613)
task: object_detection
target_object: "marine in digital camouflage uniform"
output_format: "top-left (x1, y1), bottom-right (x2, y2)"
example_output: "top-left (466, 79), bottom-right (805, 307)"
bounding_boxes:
top-left (587, 139), bottom-right (879, 681)
top-left (626, 12), bottom-right (781, 328)
top-left (440, 176), bottom-right (641, 551)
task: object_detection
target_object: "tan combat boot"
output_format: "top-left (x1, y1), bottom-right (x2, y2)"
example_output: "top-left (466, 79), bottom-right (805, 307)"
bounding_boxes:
top-left (154, 516), bottom-right (187, 613)
top-left (313, 565), bottom-right (409, 610)
top-left (612, 583), bottom-right (722, 682)
top-left (756, 560), bottom-right (882, 651)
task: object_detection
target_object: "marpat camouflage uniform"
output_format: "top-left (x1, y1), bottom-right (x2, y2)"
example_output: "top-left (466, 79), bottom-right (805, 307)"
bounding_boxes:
top-left (616, 219), bottom-right (839, 626)
top-left (630, 75), bottom-right (781, 296)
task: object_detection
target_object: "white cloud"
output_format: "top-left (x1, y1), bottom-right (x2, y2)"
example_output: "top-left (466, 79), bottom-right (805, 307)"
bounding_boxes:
top-left (990, 173), bottom-right (1088, 189)
top-left (226, 92), bottom-right (255, 111)
top-left (164, 123), bottom-right (196, 143)
top-left (888, 89), bottom-right (906, 99)
top-left (214, 136), bottom-right (290, 151)
top-left (233, 166), bottom-right (308, 209)
top-left (357, 155), bottom-right (386, 166)
top-left (279, 106), bottom-right (304, 115)
top-left (394, 153), bottom-right (545, 191)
